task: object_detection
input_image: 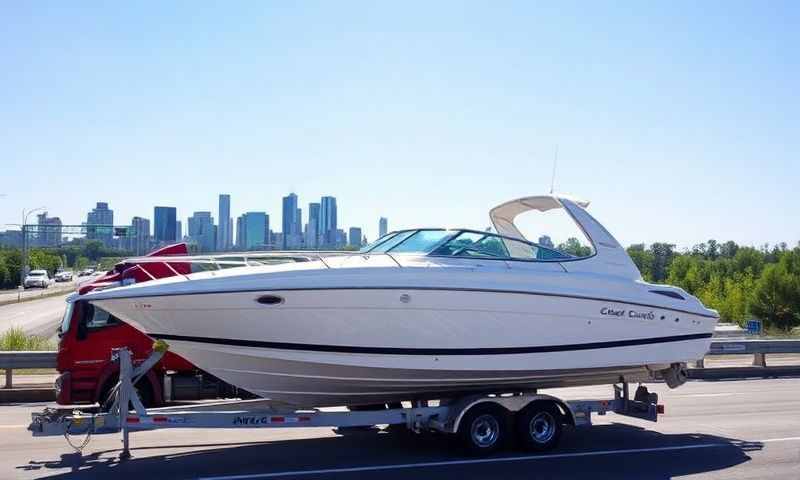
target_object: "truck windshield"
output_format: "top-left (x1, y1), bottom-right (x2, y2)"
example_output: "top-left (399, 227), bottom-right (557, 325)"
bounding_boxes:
top-left (59, 302), bottom-right (74, 337)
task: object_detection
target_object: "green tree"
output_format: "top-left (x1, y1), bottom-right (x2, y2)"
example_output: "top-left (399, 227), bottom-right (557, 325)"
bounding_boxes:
top-left (750, 263), bottom-right (800, 331)
top-left (650, 243), bottom-right (676, 282)
top-left (733, 247), bottom-right (765, 276)
top-left (28, 249), bottom-right (61, 276)
top-left (556, 238), bottom-right (592, 257)
top-left (627, 244), bottom-right (655, 281)
top-left (84, 240), bottom-right (104, 261)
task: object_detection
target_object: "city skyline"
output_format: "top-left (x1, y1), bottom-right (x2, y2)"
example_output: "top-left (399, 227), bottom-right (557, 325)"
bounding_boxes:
top-left (4, 191), bottom-right (375, 252)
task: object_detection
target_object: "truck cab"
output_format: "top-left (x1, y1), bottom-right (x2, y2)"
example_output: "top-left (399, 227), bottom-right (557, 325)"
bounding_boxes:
top-left (54, 244), bottom-right (241, 407)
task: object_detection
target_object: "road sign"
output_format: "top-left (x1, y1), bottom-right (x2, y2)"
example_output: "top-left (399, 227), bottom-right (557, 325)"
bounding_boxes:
top-left (746, 319), bottom-right (762, 336)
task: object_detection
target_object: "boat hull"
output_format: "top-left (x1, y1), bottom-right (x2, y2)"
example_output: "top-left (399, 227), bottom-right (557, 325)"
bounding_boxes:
top-left (93, 287), bottom-right (716, 408)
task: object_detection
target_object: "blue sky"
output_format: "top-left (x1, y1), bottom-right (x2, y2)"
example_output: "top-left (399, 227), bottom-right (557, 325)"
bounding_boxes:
top-left (1, 1), bottom-right (797, 248)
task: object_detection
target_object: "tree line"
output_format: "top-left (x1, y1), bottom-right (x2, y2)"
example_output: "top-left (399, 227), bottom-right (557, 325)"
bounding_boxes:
top-left (628, 240), bottom-right (800, 332)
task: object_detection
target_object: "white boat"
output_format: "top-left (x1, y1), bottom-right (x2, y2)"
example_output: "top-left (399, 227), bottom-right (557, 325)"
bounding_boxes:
top-left (84, 195), bottom-right (719, 408)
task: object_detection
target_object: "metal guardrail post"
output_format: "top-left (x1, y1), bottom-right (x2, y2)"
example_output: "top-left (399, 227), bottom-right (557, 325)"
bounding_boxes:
top-left (4, 369), bottom-right (11, 389)
top-left (753, 352), bottom-right (767, 367)
top-left (695, 359), bottom-right (705, 368)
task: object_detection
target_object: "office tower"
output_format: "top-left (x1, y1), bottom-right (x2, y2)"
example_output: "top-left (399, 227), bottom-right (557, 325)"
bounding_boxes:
top-left (0, 230), bottom-right (23, 248)
top-left (87, 202), bottom-right (114, 247)
top-left (348, 227), bottom-right (363, 247)
top-left (188, 211), bottom-right (216, 252)
top-left (176, 220), bottom-right (182, 241)
top-left (379, 217), bottom-right (388, 238)
top-left (243, 212), bottom-right (268, 249)
top-left (36, 212), bottom-right (62, 247)
top-left (320, 196), bottom-right (337, 247)
top-left (265, 214), bottom-right (271, 247)
top-left (131, 216), bottom-right (151, 255)
top-left (538, 235), bottom-right (554, 249)
top-left (218, 194), bottom-right (231, 251)
top-left (236, 215), bottom-right (246, 249)
top-left (154, 206), bottom-right (177, 244)
top-left (282, 193), bottom-right (302, 249)
top-left (306, 203), bottom-right (321, 249)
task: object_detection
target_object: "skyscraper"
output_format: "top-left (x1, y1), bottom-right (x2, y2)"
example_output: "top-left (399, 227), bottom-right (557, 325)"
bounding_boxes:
top-left (87, 202), bottom-right (114, 247)
top-left (131, 216), bottom-right (151, 255)
top-left (176, 220), bottom-right (182, 241)
top-left (218, 194), bottom-right (231, 251)
top-left (243, 212), bottom-right (268, 249)
top-left (154, 206), bottom-right (177, 244)
top-left (282, 193), bottom-right (301, 249)
top-left (306, 202), bottom-right (321, 249)
top-left (188, 211), bottom-right (216, 252)
top-left (379, 217), bottom-right (388, 238)
top-left (36, 212), bottom-right (62, 247)
top-left (236, 215), bottom-right (246, 248)
top-left (348, 227), bottom-right (363, 247)
top-left (320, 196), bottom-right (337, 247)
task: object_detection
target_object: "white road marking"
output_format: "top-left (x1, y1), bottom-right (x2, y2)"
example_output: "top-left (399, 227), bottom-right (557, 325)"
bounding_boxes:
top-left (197, 436), bottom-right (800, 480)
top-left (673, 392), bottom-right (741, 398)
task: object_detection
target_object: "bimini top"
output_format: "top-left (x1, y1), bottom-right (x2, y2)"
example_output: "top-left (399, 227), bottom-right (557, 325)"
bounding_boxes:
top-left (489, 194), bottom-right (590, 242)
top-left (488, 194), bottom-right (642, 280)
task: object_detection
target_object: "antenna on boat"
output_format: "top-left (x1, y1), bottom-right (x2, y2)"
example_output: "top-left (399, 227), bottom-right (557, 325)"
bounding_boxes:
top-left (549, 145), bottom-right (558, 194)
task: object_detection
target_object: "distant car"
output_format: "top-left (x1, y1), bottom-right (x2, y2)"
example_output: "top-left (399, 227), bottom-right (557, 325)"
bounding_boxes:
top-left (55, 271), bottom-right (74, 282)
top-left (78, 268), bottom-right (95, 276)
top-left (23, 270), bottom-right (51, 289)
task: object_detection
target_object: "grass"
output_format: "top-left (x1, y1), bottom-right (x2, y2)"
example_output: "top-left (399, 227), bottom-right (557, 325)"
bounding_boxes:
top-left (0, 327), bottom-right (55, 351)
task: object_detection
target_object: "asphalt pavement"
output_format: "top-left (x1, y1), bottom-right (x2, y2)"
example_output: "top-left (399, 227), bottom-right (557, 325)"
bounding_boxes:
top-left (0, 293), bottom-right (69, 341)
top-left (0, 378), bottom-right (798, 479)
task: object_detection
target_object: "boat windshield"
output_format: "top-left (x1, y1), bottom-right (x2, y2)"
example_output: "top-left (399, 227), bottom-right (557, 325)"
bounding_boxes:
top-left (360, 228), bottom-right (574, 261)
top-left (358, 232), bottom-right (399, 253)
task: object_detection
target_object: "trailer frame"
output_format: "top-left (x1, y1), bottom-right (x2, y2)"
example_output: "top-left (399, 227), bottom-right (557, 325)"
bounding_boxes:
top-left (29, 346), bottom-right (662, 458)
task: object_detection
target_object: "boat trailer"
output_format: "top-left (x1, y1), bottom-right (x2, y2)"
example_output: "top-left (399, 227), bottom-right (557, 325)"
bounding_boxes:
top-left (28, 343), bottom-right (663, 458)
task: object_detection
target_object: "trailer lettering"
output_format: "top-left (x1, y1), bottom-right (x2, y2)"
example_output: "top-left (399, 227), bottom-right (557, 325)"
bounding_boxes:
top-left (233, 416), bottom-right (270, 425)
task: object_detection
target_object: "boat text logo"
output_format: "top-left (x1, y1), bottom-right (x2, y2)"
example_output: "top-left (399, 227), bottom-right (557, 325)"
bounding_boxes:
top-left (600, 307), bottom-right (655, 320)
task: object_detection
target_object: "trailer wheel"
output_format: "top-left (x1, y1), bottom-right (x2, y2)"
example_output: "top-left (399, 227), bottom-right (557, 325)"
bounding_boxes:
top-left (457, 403), bottom-right (510, 456)
top-left (515, 402), bottom-right (562, 452)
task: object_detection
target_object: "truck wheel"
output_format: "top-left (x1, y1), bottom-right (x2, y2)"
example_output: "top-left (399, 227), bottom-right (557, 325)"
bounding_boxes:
top-left (99, 377), bottom-right (155, 411)
top-left (457, 403), bottom-right (510, 456)
top-left (515, 402), bottom-right (562, 452)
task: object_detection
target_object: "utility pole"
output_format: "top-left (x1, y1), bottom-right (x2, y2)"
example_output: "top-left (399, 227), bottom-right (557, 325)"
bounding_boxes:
top-left (20, 206), bottom-right (46, 288)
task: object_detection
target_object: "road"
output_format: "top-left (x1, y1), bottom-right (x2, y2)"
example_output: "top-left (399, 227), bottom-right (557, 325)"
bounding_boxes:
top-left (0, 294), bottom-right (69, 341)
top-left (0, 378), bottom-right (798, 479)
top-left (0, 274), bottom-right (98, 340)
top-left (0, 274), bottom-right (99, 305)
top-left (0, 281), bottom-right (75, 305)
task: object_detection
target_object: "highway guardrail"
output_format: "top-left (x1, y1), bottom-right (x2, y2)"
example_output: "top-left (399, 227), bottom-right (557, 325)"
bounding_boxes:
top-left (1, 339), bottom-right (799, 391)
top-left (0, 351), bottom-right (56, 389)
top-left (703, 339), bottom-right (800, 367)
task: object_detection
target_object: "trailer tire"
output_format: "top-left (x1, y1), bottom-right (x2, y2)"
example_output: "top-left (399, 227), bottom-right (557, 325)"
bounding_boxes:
top-left (457, 403), bottom-right (510, 456)
top-left (515, 402), bottom-right (562, 452)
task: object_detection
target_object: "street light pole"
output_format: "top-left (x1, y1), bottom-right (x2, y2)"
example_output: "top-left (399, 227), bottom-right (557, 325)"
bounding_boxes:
top-left (20, 206), bottom-right (47, 288)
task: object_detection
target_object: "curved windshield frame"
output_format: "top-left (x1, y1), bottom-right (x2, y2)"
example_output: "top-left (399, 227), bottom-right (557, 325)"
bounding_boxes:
top-left (359, 228), bottom-right (577, 262)
top-left (358, 232), bottom-right (399, 253)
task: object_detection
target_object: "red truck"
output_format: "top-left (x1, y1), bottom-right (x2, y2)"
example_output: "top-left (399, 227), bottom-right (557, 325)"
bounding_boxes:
top-left (55, 244), bottom-right (243, 407)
